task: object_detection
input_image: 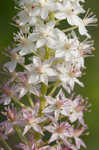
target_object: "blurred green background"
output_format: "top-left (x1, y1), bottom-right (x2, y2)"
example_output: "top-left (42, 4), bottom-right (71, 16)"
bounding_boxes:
top-left (0, 0), bottom-right (99, 150)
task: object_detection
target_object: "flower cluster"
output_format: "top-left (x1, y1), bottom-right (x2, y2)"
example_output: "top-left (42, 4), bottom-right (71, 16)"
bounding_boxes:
top-left (0, 0), bottom-right (97, 150)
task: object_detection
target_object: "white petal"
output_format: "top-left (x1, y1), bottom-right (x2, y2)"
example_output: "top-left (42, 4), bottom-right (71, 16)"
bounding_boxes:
top-left (4, 61), bottom-right (16, 72)
top-left (49, 133), bottom-right (58, 143)
top-left (30, 87), bottom-right (40, 96)
top-left (55, 50), bottom-right (65, 58)
top-left (69, 113), bottom-right (77, 122)
top-left (30, 7), bottom-right (40, 16)
top-left (41, 8), bottom-right (48, 19)
top-left (75, 137), bottom-right (86, 149)
top-left (0, 97), bottom-right (11, 105)
top-left (36, 39), bottom-right (46, 48)
top-left (55, 110), bottom-right (60, 121)
top-left (29, 33), bottom-right (40, 41)
top-left (45, 96), bottom-right (56, 105)
top-left (36, 117), bottom-right (47, 123)
top-left (43, 106), bottom-right (54, 113)
top-left (44, 125), bottom-right (55, 133)
top-left (19, 48), bottom-right (32, 56)
top-left (28, 74), bottom-right (39, 84)
top-left (33, 124), bottom-right (43, 135)
top-left (55, 28), bottom-right (66, 42)
top-left (18, 87), bottom-right (27, 98)
top-left (45, 68), bottom-right (57, 76)
top-left (55, 12), bottom-right (66, 20)
top-left (33, 56), bottom-right (41, 66)
top-left (47, 38), bottom-right (58, 49)
top-left (40, 74), bottom-right (48, 85)
top-left (23, 125), bottom-right (31, 135)
top-left (74, 78), bottom-right (84, 87)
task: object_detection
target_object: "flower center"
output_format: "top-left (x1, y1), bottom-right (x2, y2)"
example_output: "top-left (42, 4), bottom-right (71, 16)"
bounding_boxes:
top-left (65, 43), bottom-right (71, 50)
top-left (68, 71), bottom-right (75, 77)
top-left (56, 126), bottom-right (65, 134)
top-left (8, 111), bottom-right (15, 121)
top-left (12, 53), bottom-right (20, 60)
top-left (36, 66), bottom-right (43, 74)
top-left (56, 101), bottom-right (63, 109)
top-left (28, 118), bottom-right (36, 124)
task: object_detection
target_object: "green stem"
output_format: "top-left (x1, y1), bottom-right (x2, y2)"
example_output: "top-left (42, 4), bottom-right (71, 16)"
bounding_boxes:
top-left (48, 80), bottom-right (60, 96)
top-left (12, 98), bottom-right (25, 107)
top-left (27, 93), bottom-right (34, 108)
top-left (41, 83), bottom-right (47, 96)
top-left (14, 125), bottom-right (29, 145)
top-left (0, 137), bottom-right (12, 150)
top-left (62, 26), bottom-right (78, 33)
top-left (12, 98), bottom-right (32, 112)
top-left (19, 63), bottom-right (26, 69)
top-left (45, 46), bottom-right (50, 60)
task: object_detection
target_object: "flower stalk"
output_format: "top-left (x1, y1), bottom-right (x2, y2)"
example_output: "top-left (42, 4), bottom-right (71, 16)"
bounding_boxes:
top-left (0, 0), bottom-right (97, 149)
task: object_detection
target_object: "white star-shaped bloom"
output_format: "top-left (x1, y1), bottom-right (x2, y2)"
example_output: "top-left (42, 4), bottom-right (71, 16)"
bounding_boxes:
top-left (44, 122), bottom-right (73, 144)
top-left (57, 63), bottom-right (83, 93)
top-left (25, 56), bottom-right (57, 85)
top-left (43, 90), bottom-right (70, 120)
top-left (55, 1), bottom-right (90, 37)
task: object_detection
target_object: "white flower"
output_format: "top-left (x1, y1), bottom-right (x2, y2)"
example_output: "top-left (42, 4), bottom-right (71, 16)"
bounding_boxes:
top-left (73, 127), bottom-right (86, 149)
top-left (55, 31), bottom-right (79, 62)
top-left (25, 56), bottom-right (57, 85)
top-left (69, 0), bottom-right (85, 14)
top-left (29, 21), bottom-right (57, 49)
top-left (83, 9), bottom-right (97, 27)
top-left (13, 31), bottom-right (36, 56)
top-left (32, 0), bottom-right (57, 20)
top-left (55, 1), bottom-right (90, 37)
top-left (22, 103), bottom-right (46, 135)
top-left (44, 122), bottom-right (73, 144)
top-left (64, 95), bottom-right (86, 125)
top-left (17, 10), bottom-right (38, 26)
top-left (57, 63), bottom-right (83, 93)
top-left (0, 0), bottom-right (96, 149)
top-left (19, 0), bottom-right (57, 20)
top-left (0, 84), bottom-right (17, 105)
top-left (4, 49), bottom-right (24, 72)
top-left (15, 73), bottom-right (40, 98)
top-left (18, 0), bottom-right (34, 7)
top-left (43, 90), bottom-right (70, 120)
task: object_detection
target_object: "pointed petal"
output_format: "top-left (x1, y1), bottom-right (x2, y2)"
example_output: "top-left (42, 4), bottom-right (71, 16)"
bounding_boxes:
top-left (43, 106), bottom-right (54, 113)
top-left (44, 125), bottom-right (55, 133)
top-left (36, 39), bottom-right (46, 48)
top-left (41, 8), bottom-right (48, 20)
top-left (40, 74), bottom-right (48, 85)
top-left (23, 125), bottom-right (31, 135)
top-left (33, 124), bottom-right (43, 135)
top-left (49, 133), bottom-right (58, 143)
